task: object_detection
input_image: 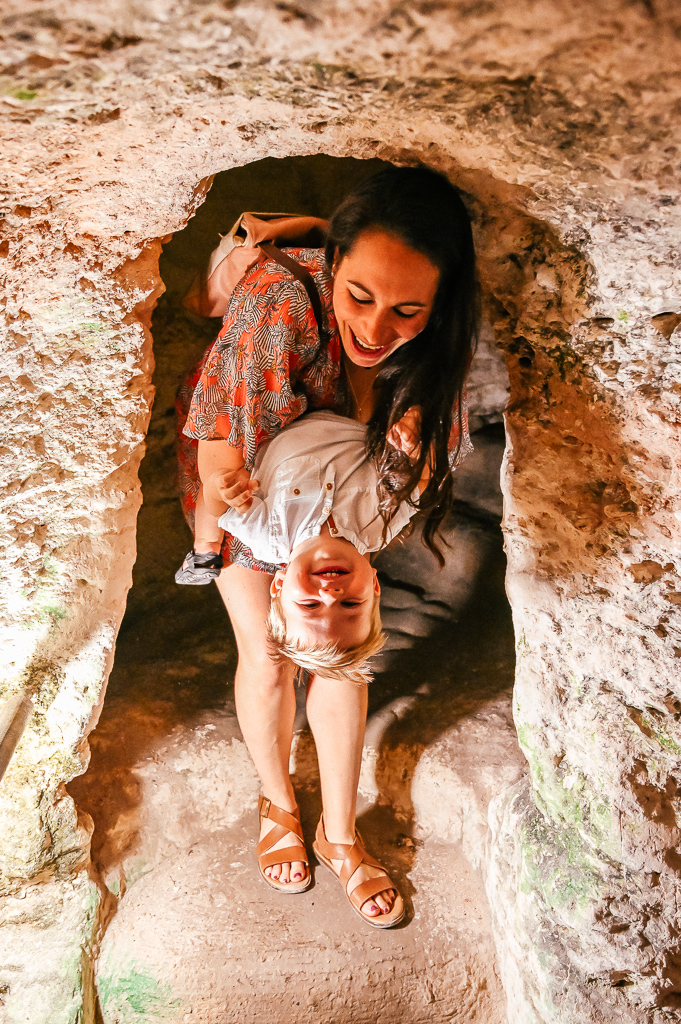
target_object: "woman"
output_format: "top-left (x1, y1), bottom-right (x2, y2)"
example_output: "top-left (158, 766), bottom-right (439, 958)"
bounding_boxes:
top-left (177, 165), bottom-right (479, 926)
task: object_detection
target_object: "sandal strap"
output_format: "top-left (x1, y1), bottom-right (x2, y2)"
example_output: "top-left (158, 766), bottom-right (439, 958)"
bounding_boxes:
top-left (314, 819), bottom-right (354, 864)
top-left (315, 816), bottom-right (395, 904)
top-left (257, 797), bottom-right (306, 858)
top-left (349, 875), bottom-right (396, 910)
top-left (259, 797), bottom-right (303, 836)
top-left (258, 845), bottom-right (309, 870)
top-left (339, 838), bottom-right (383, 887)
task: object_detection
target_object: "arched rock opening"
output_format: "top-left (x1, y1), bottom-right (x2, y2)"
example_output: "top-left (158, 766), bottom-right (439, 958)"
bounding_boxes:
top-left (68, 153), bottom-right (518, 1022)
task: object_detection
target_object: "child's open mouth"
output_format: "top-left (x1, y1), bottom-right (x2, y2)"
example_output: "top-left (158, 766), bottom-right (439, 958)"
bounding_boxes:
top-left (312, 567), bottom-right (349, 578)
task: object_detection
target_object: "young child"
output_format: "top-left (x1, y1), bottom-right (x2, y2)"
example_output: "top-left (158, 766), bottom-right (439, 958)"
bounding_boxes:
top-left (177, 410), bottom-right (427, 679)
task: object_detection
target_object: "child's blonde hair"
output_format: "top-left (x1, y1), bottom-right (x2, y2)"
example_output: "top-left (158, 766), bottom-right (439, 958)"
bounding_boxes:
top-left (266, 590), bottom-right (385, 685)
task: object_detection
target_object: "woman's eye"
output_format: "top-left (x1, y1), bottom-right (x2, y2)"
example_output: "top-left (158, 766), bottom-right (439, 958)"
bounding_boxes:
top-left (349, 291), bottom-right (372, 305)
top-left (395, 308), bottom-right (419, 320)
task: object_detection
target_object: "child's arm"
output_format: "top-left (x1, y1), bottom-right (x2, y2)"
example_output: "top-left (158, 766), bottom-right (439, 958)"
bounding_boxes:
top-left (387, 406), bottom-right (421, 459)
top-left (386, 407), bottom-right (431, 495)
top-left (198, 440), bottom-right (259, 517)
top-left (416, 459), bottom-right (432, 496)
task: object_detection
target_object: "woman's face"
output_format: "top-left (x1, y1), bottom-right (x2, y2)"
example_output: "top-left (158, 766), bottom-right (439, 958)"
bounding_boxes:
top-left (332, 228), bottom-right (440, 368)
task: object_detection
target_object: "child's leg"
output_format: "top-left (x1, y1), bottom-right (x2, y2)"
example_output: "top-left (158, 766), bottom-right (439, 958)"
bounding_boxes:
top-left (175, 485), bottom-right (225, 585)
top-left (193, 484), bottom-right (224, 554)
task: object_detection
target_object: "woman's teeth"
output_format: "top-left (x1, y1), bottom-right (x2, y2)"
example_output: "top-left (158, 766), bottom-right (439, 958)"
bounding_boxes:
top-left (353, 333), bottom-right (384, 352)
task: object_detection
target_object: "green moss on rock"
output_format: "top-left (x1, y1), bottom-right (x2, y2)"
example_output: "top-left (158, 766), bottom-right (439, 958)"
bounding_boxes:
top-left (98, 963), bottom-right (183, 1023)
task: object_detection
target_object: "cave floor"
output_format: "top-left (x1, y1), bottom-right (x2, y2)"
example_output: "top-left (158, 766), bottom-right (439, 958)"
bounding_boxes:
top-left (68, 304), bottom-right (523, 1023)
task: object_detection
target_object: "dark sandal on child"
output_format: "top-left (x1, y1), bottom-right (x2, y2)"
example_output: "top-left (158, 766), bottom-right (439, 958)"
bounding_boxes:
top-left (312, 815), bottom-right (405, 928)
top-left (175, 550), bottom-right (224, 585)
top-left (257, 796), bottom-right (311, 894)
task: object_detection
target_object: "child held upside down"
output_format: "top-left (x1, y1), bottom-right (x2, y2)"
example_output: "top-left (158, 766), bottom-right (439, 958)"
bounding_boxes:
top-left (176, 409), bottom-right (429, 680)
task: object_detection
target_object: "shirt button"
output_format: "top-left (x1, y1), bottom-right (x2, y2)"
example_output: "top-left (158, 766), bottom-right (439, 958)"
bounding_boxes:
top-left (293, 488), bottom-right (300, 495)
top-left (326, 482), bottom-right (332, 490)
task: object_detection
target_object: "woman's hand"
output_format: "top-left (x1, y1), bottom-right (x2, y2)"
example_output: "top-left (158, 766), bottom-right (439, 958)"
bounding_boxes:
top-left (208, 467), bottom-right (259, 512)
top-left (387, 406), bottom-right (422, 461)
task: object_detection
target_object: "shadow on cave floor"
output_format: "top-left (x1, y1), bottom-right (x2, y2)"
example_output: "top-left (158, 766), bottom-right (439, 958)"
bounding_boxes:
top-left (68, 155), bottom-right (524, 1023)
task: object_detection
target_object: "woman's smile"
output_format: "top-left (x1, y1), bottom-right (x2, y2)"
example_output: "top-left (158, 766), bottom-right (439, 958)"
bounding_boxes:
top-left (347, 327), bottom-right (391, 359)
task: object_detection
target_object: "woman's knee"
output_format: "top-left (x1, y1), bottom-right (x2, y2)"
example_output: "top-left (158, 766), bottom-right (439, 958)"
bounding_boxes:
top-left (237, 653), bottom-right (295, 694)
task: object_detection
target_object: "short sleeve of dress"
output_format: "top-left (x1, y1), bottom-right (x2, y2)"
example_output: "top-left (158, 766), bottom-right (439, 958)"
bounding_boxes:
top-left (183, 254), bottom-right (328, 470)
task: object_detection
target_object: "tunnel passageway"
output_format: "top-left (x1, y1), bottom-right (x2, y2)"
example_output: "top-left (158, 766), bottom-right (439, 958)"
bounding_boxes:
top-left (68, 156), bottom-right (523, 1023)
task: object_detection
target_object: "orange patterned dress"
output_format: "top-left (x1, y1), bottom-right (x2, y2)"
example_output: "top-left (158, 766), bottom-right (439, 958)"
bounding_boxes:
top-left (177, 247), bottom-right (470, 573)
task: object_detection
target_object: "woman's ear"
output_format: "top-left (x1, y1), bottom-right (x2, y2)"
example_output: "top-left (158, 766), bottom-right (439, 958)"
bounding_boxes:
top-left (270, 569), bottom-right (286, 598)
top-left (331, 246), bottom-right (341, 275)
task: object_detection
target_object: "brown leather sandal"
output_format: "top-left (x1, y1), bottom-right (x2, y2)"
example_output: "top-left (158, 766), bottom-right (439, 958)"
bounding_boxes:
top-left (312, 815), bottom-right (405, 929)
top-left (257, 796), bottom-right (311, 894)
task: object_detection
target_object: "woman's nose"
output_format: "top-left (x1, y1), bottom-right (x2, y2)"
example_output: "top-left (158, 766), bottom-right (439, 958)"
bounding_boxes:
top-left (363, 308), bottom-right (398, 348)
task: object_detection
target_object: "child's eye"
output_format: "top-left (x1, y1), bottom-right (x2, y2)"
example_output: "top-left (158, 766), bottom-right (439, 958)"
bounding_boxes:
top-left (341, 601), bottom-right (362, 607)
top-left (298, 601), bottom-right (321, 608)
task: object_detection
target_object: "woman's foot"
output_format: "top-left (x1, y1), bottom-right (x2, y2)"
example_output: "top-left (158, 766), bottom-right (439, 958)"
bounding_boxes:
top-left (257, 796), bottom-right (310, 892)
top-left (312, 816), bottom-right (404, 927)
top-left (327, 837), bottom-right (396, 919)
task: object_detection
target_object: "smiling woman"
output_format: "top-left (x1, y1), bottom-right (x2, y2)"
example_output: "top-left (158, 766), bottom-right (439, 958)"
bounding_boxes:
top-left (324, 167), bottom-right (479, 562)
top-left (173, 164), bottom-right (480, 928)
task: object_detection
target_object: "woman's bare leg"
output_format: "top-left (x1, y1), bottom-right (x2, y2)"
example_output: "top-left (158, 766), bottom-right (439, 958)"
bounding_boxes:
top-left (216, 564), bottom-right (306, 884)
top-left (306, 675), bottom-right (396, 918)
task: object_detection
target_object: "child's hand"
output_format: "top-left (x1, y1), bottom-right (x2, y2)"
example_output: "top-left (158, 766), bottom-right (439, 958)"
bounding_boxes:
top-left (211, 467), bottom-right (259, 512)
top-left (387, 406), bottom-right (422, 461)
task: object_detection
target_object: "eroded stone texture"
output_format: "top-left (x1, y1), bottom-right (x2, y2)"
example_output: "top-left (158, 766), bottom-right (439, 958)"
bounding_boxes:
top-left (0, 1), bottom-right (680, 1021)
top-left (0, 872), bottom-right (100, 1024)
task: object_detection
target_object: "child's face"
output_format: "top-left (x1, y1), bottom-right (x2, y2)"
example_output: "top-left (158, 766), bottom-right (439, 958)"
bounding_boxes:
top-left (271, 535), bottom-right (380, 650)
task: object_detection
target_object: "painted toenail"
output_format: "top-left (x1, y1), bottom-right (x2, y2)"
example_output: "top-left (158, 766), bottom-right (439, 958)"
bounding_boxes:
top-left (293, 872), bottom-right (302, 879)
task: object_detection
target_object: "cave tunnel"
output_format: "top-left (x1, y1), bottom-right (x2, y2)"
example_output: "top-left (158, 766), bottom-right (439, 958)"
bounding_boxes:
top-left (68, 154), bottom-right (521, 1021)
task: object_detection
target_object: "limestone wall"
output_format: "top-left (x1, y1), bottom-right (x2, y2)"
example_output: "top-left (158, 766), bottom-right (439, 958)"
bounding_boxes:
top-left (0, 1), bottom-right (680, 1021)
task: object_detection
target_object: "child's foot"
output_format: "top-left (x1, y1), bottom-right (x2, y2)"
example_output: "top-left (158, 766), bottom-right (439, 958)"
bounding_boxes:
top-left (174, 550), bottom-right (224, 585)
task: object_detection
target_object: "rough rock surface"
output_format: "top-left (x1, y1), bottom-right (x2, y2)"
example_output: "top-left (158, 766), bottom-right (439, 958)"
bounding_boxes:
top-left (0, 872), bottom-right (100, 1024)
top-left (0, 1), bottom-right (680, 1022)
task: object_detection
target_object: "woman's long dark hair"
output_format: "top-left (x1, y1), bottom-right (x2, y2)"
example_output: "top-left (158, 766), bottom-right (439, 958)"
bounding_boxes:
top-left (325, 166), bottom-right (480, 565)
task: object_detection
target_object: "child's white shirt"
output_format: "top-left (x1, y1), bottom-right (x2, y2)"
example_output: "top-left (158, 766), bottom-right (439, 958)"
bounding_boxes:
top-left (218, 411), bottom-right (419, 566)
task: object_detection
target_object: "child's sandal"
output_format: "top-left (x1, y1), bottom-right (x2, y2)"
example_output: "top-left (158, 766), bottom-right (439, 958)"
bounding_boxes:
top-left (312, 815), bottom-right (405, 929)
top-left (257, 796), bottom-right (311, 894)
top-left (174, 550), bottom-right (224, 585)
